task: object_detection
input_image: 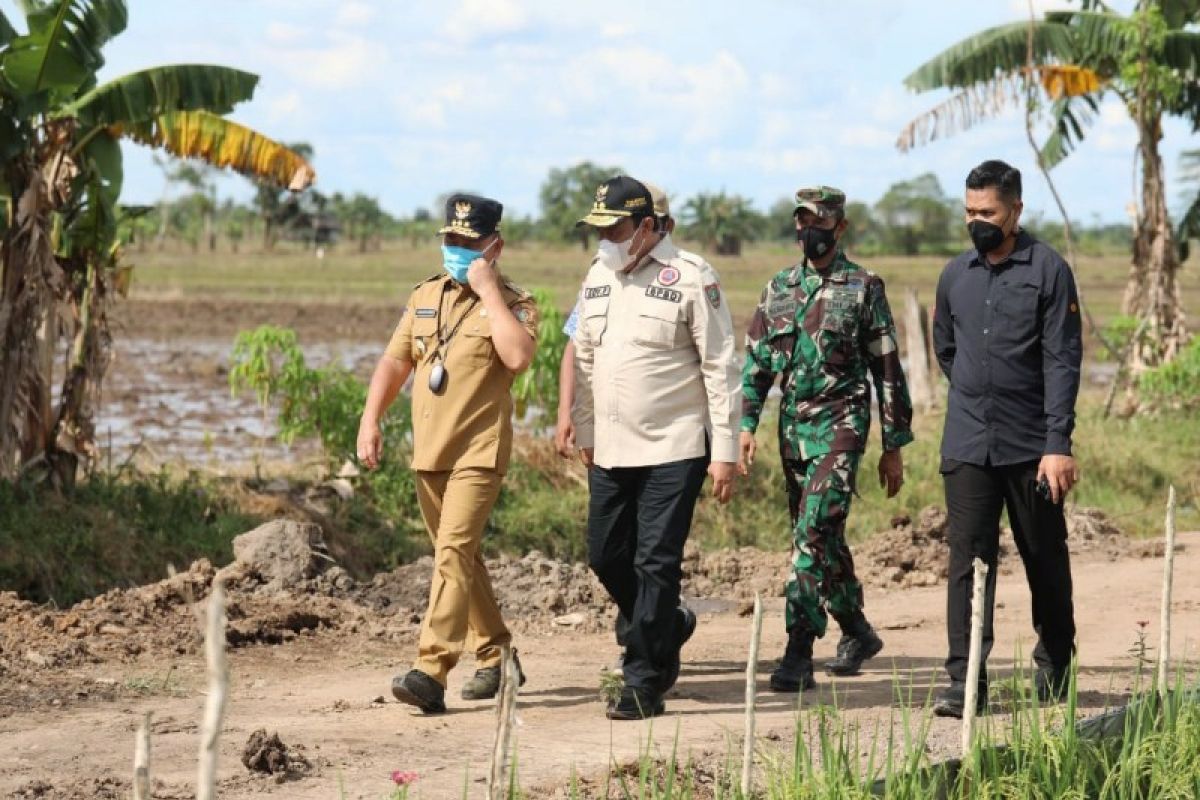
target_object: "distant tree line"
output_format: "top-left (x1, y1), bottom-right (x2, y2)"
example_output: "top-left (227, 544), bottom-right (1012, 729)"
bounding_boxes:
top-left (134, 156), bottom-right (1137, 258)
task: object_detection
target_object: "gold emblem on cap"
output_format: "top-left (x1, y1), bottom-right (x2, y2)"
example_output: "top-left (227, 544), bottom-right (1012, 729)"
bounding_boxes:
top-left (595, 184), bottom-right (609, 202)
top-left (455, 200), bottom-right (471, 220)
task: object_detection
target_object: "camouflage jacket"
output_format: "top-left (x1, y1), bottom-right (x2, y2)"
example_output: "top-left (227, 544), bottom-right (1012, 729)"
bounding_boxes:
top-left (741, 251), bottom-right (914, 460)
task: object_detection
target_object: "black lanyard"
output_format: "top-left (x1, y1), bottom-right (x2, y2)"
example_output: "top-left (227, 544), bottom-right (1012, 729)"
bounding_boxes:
top-left (433, 286), bottom-right (480, 360)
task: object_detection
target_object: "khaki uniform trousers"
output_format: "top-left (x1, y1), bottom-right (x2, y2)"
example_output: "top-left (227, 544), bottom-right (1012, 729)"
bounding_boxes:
top-left (414, 467), bottom-right (510, 686)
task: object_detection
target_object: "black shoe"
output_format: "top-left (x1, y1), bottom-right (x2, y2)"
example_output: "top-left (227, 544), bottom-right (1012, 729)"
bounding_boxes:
top-left (932, 681), bottom-right (988, 719)
top-left (770, 626), bottom-right (816, 693)
top-left (392, 669), bottom-right (447, 714)
top-left (658, 606), bottom-right (698, 694)
top-left (1035, 666), bottom-right (1070, 703)
top-left (461, 650), bottom-right (527, 700)
top-left (606, 686), bottom-right (665, 720)
top-left (824, 623), bottom-right (884, 676)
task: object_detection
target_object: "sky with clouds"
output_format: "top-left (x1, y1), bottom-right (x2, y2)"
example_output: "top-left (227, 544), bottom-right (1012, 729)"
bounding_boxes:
top-left (7, 0), bottom-right (1194, 222)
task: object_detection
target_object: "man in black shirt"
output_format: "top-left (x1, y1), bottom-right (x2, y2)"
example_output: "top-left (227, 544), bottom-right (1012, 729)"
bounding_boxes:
top-left (932, 159), bottom-right (1082, 718)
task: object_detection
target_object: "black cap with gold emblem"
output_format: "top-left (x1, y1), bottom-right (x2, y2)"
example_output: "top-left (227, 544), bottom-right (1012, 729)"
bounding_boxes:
top-left (577, 176), bottom-right (653, 228)
top-left (437, 193), bottom-right (503, 239)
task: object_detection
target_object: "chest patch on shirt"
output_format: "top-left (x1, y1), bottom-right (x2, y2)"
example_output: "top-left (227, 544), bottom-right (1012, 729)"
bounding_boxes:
top-left (768, 294), bottom-right (798, 319)
top-left (414, 308), bottom-right (437, 318)
top-left (646, 286), bottom-right (682, 303)
top-left (656, 266), bottom-right (681, 286)
top-left (822, 286), bottom-right (861, 330)
top-left (584, 285), bottom-right (611, 299)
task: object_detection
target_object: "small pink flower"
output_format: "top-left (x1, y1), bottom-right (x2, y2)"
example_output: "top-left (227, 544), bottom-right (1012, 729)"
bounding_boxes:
top-left (391, 771), bottom-right (419, 786)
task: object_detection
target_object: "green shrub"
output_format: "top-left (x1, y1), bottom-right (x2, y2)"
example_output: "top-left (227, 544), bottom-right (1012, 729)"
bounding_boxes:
top-left (1139, 335), bottom-right (1200, 410)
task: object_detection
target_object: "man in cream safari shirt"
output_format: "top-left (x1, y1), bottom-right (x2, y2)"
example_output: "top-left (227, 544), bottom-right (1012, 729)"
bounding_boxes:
top-left (571, 175), bottom-right (741, 720)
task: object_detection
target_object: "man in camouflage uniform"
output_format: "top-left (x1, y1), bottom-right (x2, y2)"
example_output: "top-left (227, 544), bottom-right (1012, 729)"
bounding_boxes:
top-left (739, 186), bottom-right (914, 692)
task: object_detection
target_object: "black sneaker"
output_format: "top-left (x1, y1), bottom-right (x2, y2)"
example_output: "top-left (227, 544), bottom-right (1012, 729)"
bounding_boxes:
top-left (392, 669), bottom-right (447, 714)
top-left (932, 681), bottom-right (988, 719)
top-left (606, 686), bottom-right (665, 721)
top-left (658, 606), bottom-right (698, 694)
top-left (770, 626), bottom-right (816, 693)
top-left (461, 650), bottom-right (527, 700)
top-left (824, 624), bottom-right (884, 676)
top-left (1035, 666), bottom-right (1070, 703)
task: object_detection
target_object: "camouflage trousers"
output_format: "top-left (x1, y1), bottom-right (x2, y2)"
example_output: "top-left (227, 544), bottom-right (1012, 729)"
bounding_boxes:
top-left (783, 449), bottom-right (865, 638)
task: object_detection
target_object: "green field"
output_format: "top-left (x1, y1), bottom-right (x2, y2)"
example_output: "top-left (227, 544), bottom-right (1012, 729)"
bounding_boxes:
top-left (126, 240), bottom-right (1200, 339)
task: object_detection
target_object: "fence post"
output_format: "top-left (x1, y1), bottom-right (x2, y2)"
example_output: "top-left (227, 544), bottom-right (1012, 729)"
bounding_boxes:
top-left (196, 580), bottom-right (228, 800)
top-left (904, 288), bottom-right (935, 414)
top-left (741, 593), bottom-right (763, 797)
top-left (962, 558), bottom-right (989, 758)
top-left (488, 645), bottom-right (520, 800)
top-left (1158, 486), bottom-right (1177, 698)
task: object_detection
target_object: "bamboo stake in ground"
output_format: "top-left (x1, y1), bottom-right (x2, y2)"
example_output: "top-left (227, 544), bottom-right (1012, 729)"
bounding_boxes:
top-left (133, 711), bottom-right (151, 800)
top-left (196, 580), bottom-right (228, 800)
top-left (1158, 486), bottom-right (1177, 698)
top-left (742, 593), bottom-right (764, 798)
top-left (962, 558), bottom-right (989, 758)
top-left (488, 645), bottom-right (520, 800)
top-left (903, 289), bottom-right (935, 414)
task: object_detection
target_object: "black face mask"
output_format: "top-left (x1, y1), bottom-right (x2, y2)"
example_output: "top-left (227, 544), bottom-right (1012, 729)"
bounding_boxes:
top-left (797, 225), bottom-right (838, 261)
top-left (967, 215), bottom-right (1011, 255)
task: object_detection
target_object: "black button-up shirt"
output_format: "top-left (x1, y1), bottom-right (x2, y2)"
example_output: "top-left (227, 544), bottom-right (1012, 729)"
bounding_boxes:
top-left (933, 231), bottom-right (1082, 466)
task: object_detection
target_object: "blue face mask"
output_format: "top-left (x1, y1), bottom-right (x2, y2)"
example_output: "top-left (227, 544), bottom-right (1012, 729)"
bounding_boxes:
top-left (441, 240), bottom-right (496, 283)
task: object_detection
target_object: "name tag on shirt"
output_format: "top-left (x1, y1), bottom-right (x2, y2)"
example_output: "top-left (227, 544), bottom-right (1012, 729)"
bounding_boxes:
top-left (584, 286), bottom-right (611, 299)
top-left (414, 308), bottom-right (437, 318)
top-left (646, 286), bottom-right (682, 303)
top-left (768, 294), bottom-right (797, 318)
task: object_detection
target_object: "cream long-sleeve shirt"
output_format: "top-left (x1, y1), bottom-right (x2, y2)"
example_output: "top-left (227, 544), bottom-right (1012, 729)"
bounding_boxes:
top-left (571, 237), bottom-right (741, 469)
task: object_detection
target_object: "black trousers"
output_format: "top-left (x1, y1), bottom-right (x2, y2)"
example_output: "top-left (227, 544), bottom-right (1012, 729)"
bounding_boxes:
top-left (587, 455), bottom-right (709, 691)
top-left (942, 459), bottom-right (1076, 685)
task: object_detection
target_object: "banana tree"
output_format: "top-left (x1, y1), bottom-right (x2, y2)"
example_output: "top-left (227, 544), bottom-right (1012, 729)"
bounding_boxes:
top-left (897, 0), bottom-right (1200, 371)
top-left (0, 0), bottom-right (315, 486)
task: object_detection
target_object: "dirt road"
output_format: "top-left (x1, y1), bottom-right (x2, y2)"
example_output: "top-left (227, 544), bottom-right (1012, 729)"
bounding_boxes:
top-left (3, 533), bottom-right (1197, 800)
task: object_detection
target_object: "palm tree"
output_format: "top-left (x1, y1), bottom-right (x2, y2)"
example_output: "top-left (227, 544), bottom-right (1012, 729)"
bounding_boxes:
top-left (0, 0), bottom-right (314, 485)
top-left (681, 192), bottom-right (763, 256)
top-left (897, 0), bottom-right (1200, 370)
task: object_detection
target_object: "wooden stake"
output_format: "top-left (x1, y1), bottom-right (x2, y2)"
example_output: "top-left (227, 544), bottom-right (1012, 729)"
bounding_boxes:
top-left (488, 645), bottom-right (520, 800)
top-left (962, 558), bottom-right (989, 758)
top-left (196, 580), bottom-right (228, 800)
top-left (1158, 486), bottom-right (1177, 698)
top-left (903, 289), bottom-right (936, 414)
top-left (741, 593), bottom-right (763, 797)
top-left (133, 711), bottom-right (151, 800)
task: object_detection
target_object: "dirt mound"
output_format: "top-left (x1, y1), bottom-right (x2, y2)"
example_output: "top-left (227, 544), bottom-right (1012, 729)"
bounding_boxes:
top-left (240, 729), bottom-right (314, 780)
top-left (852, 504), bottom-right (1155, 590)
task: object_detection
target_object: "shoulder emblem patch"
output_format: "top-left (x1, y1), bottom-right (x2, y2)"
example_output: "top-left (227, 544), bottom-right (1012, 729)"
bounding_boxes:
top-left (657, 266), bottom-right (681, 287)
top-left (516, 307), bottom-right (531, 323)
top-left (705, 282), bottom-right (722, 309)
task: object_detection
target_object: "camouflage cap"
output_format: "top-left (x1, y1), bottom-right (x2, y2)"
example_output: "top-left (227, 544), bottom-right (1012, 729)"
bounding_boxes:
top-left (641, 180), bottom-right (671, 218)
top-left (794, 185), bottom-right (846, 219)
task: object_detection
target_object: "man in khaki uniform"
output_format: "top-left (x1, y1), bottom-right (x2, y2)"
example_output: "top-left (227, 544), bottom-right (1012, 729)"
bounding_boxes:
top-left (356, 193), bottom-right (538, 715)
top-left (572, 176), bottom-right (741, 719)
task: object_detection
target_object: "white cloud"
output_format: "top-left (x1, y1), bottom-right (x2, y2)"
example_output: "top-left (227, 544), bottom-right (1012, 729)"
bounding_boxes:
top-left (1093, 98), bottom-right (1136, 153)
top-left (335, 2), bottom-right (375, 27)
top-left (443, 0), bottom-right (528, 43)
top-left (265, 21), bottom-right (307, 45)
top-left (266, 90), bottom-right (302, 122)
top-left (263, 32), bottom-right (389, 91)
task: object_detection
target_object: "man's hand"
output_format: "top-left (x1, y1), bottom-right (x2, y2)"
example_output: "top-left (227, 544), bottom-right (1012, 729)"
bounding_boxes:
top-left (554, 413), bottom-right (575, 459)
top-left (467, 253), bottom-right (502, 298)
top-left (709, 461), bottom-right (737, 504)
top-left (356, 419), bottom-right (382, 470)
top-left (1037, 454), bottom-right (1079, 504)
top-left (579, 447), bottom-right (594, 468)
top-left (878, 448), bottom-right (904, 498)
top-left (738, 431), bottom-right (756, 477)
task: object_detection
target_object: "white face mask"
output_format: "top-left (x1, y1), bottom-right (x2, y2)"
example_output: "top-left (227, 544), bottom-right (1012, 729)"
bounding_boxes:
top-left (597, 236), bottom-right (633, 265)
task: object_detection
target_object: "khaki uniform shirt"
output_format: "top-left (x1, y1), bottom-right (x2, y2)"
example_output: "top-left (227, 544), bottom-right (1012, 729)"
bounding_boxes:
top-left (385, 274), bottom-right (539, 475)
top-left (571, 237), bottom-right (741, 469)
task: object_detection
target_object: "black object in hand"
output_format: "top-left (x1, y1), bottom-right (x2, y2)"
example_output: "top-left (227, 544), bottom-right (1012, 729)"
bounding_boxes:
top-left (1036, 476), bottom-right (1053, 502)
